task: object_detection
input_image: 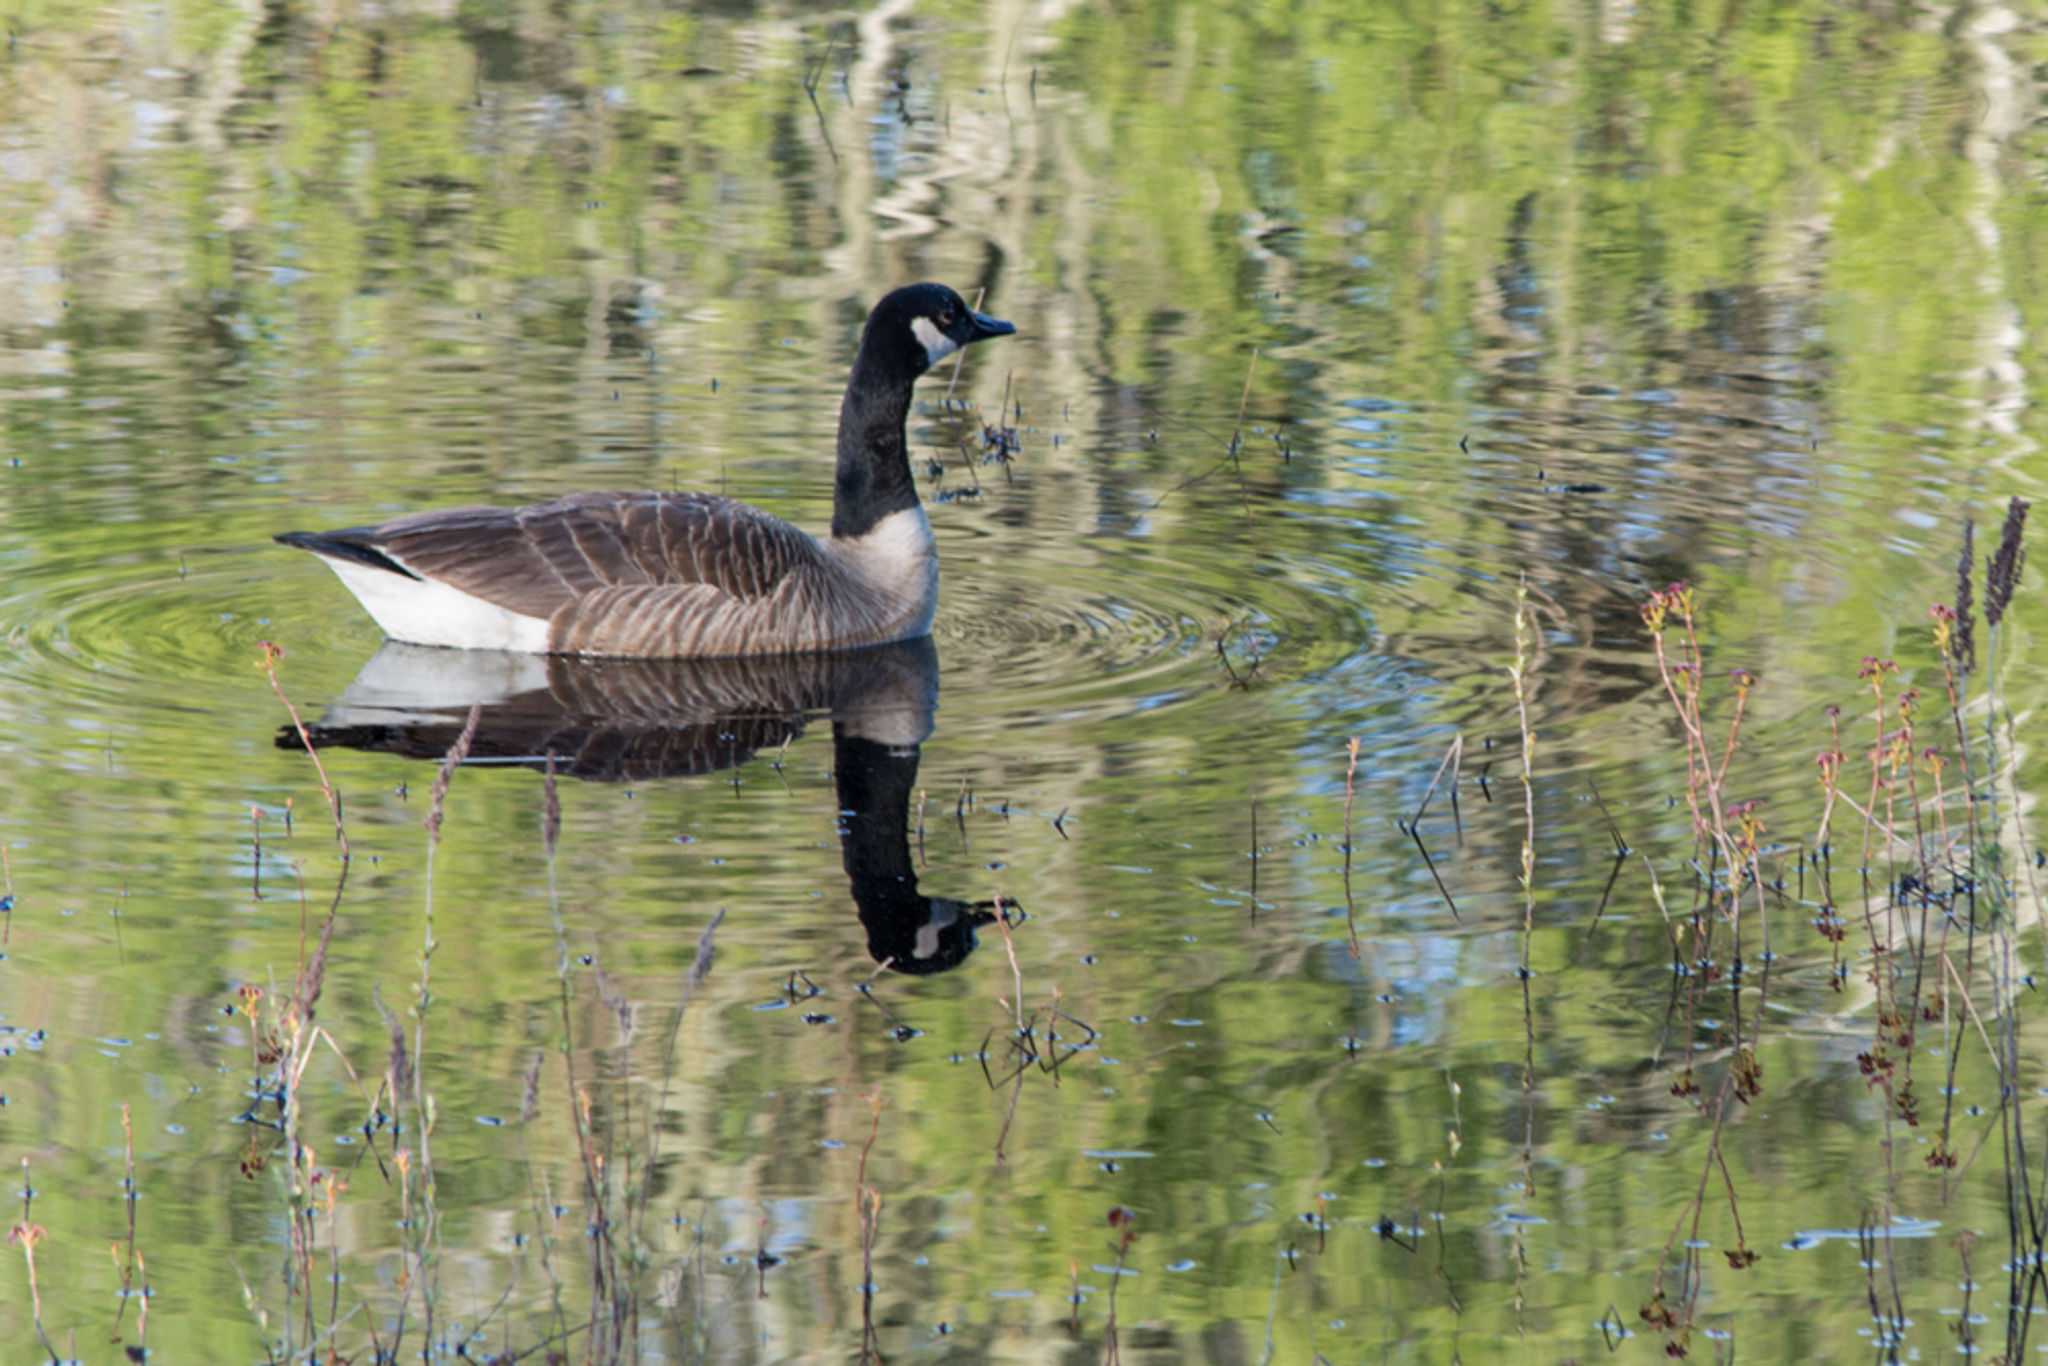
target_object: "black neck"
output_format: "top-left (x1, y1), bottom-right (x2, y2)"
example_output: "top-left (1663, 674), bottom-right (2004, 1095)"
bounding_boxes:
top-left (830, 349), bottom-right (922, 540)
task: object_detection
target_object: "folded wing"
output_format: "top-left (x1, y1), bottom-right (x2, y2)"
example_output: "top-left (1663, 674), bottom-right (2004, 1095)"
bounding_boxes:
top-left (369, 491), bottom-right (828, 624)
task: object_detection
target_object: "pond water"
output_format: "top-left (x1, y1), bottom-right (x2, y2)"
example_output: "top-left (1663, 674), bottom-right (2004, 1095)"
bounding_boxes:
top-left (2, 0), bottom-right (2046, 1360)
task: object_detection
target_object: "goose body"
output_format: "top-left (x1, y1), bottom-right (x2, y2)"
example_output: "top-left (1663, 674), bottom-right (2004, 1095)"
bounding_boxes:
top-left (277, 283), bottom-right (1013, 658)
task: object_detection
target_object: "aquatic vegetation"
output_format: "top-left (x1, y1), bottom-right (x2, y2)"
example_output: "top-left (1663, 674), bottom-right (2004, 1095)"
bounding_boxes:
top-left (1623, 503), bottom-right (2036, 1358)
top-left (2, 0), bottom-right (2045, 1360)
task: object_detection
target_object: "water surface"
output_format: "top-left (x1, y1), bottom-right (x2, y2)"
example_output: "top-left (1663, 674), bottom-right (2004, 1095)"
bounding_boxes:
top-left (1, 0), bottom-right (2045, 1360)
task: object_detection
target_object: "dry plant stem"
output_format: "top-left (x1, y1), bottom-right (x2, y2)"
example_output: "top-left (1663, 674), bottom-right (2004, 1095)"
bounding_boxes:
top-left (1508, 580), bottom-right (1536, 963)
top-left (575, 856), bottom-right (729, 1356)
top-left (1814, 707), bottom-right (1846, 872)
top-left (2004, 707), bottom-right (2048, 1243)
top-left (10, 1158), bottom-right (55, 1361)
top-left (981, 899), bottom-right (1090, 1162)
top-left (1893, 705), bottom-right (1939, 1088)
top-left (1103, 1210), bottom-right (1137, 1366)
top-left (1997, 711), bottom-right (2048, 977)
top-left (539, 758), bottom-right (612, 1340)
top-left (1248, 796), bottom-right (1258, 916)
top-left (572, 1085), bottom-right (623, 1358)
top-left (635, 909), bottom-right (725, 1246)
top-left (1822, 790), bottom-right (1918, 855)
top-left (596, 962), bottom-right (640, 1334)
top-left (991, 1040), bottom-right (1030, 1164)
top-left (1709, 667), bottom-right (1751, 791)
top-left (1937, 952), bottom-right (2005, 1158)
top-left (1980, 510), bottom-right (2047, 1343)
top-left (1878, 1100), bottom-right (1910, 1339)
top-left (1958, 1234), bottom-right (1980, 1357)
top-left (1645, 596), bottom-right (1749, 937)
top-left (279, 996), bottom-right (358, 1347)
top-left (390, 703), bottom-right (480, 1359)
top-left (1405, 735), bottom-right (1464, 924)
top-left (258, 642), bottom-right (348, 854)
top-left (1227, 348), bottom-right (1259, 532)
top-left (1938, 622), bottom-right (1980, 834)
top-left (529, 1171), bottom-right (570, 1342)
top-left (1409, 733), bottom-right (1465, 843)
top-left (1341, 737), bottom-right (1361, 956)
top-left (1427, 1070), bottom-right (1467, 1320)
top-left (1878, 704), bottom-right (1913, 985)
top-left (857, 1090), bottom-right (886, 1364)
top-left (1636, 586), bottom-right (1773, 1345)
top-left (993, 892), bottom-right (1026, 1034)
top-left (1857, 661), bottom-right (1897, 946)
top-left (531, 755), bottom-right (580, 1342)
top-left (942, 287), bottom-right (986, 404)
top-left (982, 368), bottom-right (1021, 490)
top-left (855, 1088), bottom-right (884, 1230)
top-left (258, 645), bottom-right (352, 1016)
top-left (1648, 1068), bottom-right (1745, 1289)
top-left (1850, 665), bottom-right (1927, 1122)
top-left (110, 1102), bottom-right (142, 1346)
top-left (133, 1247), bottom-right (149, 1351)
top-left (1508, 582), bottom-right (1540, 1201)
top-left (1645, 591), bottom-right (1770, 1025)
top-left (1923, 750), bottom-right (1971, 1169)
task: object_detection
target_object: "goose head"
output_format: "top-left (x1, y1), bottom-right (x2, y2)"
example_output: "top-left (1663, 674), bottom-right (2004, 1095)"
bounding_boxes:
top-left (860, 282), bottom-right (1016, 377)
top-left (831, 283), bottom-right (1015, 541)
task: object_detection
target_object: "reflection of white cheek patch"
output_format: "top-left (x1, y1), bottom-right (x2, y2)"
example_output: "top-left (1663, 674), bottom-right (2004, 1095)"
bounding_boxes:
top-left (911, 316), bottom-right (960, 365)
top-left (915, 902), bottom-right (961, 960)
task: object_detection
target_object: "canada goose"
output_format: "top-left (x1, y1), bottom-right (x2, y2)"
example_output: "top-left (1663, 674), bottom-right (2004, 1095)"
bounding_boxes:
top-left (276, 283), bottom-right (1015, 658)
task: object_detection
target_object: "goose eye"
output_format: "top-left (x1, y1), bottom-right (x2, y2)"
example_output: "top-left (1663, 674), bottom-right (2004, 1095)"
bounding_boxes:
top-left (937, 308), bottom-right (956, 326)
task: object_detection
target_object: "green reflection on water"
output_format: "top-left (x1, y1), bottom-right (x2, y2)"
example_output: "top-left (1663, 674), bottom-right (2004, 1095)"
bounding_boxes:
top-left (0, 0), bottom-right (2043, 1359)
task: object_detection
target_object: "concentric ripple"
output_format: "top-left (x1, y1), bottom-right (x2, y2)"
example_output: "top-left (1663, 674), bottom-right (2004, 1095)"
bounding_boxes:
top-left (0, 496), bottom-right (1407, 772)
top-left (930, 521), bottom-right (1381, 729)
top-left (0, 544), bottom-right (360, 720)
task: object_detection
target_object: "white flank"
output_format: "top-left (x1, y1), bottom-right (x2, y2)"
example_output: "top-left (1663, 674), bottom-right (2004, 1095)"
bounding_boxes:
top-left (320, 554), bottom-right (553, 653)
top-left (910, 316), bottom-right (960, 366)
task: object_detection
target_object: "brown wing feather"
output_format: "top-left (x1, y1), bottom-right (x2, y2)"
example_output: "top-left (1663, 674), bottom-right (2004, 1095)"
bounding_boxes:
top-left (370, 492), bottom-right (825, 625)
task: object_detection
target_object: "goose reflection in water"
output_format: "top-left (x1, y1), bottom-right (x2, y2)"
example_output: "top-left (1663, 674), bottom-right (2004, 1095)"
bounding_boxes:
top-left (276, 636), bottom-right (1002, 975)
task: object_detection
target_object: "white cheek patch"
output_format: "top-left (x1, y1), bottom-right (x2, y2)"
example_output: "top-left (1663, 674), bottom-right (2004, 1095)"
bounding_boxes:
top-left (911, 316), bottom-right (961, 365)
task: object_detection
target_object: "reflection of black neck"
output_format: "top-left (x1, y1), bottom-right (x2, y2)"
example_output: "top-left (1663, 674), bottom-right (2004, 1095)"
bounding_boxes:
top-left (834, 729), bottom-right (988, 975)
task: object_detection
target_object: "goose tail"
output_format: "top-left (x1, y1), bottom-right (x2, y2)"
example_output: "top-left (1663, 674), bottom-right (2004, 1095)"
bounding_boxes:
top-left (275, 528), bottom-right (422, 581)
